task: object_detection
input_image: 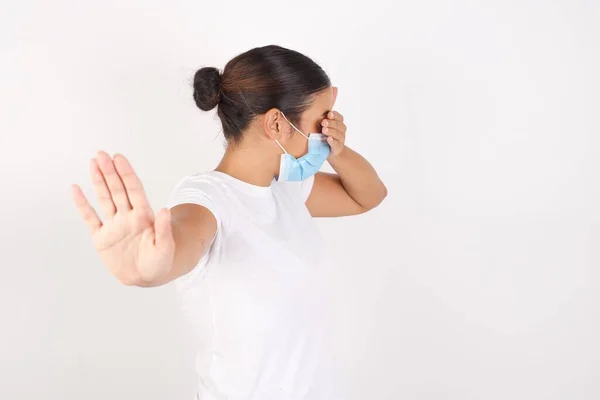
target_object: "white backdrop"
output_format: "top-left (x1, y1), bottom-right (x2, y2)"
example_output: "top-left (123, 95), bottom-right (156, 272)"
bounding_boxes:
top-left (1, 0), bottom-right (599, 399)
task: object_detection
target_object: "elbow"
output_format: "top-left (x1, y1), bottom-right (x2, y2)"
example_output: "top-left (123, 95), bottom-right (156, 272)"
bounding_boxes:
top-left (360, 183), bottom-right (388, 213)
top-left (374, 184), bottom-right (388, 209)
top-left (379, 184), bottom-right (388, 204)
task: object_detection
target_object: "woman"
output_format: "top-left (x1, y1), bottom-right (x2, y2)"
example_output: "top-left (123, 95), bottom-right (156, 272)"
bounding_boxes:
top-left (72, 45), bottom-right (387, 399)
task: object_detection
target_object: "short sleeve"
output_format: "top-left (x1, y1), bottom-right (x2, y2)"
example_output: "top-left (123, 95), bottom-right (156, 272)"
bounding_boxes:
top-left (166, 173), bottom-right (226, 232)
top-left (166, 173), bottom-right (230, 284)
top-left (301, 174), bottom-right (316, 202)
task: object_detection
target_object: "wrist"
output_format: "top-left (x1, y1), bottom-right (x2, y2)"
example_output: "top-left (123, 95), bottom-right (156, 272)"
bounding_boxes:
top-left (327, 145), bottom-right (347, 163)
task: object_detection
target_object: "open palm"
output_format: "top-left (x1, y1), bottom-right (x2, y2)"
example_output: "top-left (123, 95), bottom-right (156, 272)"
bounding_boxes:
top-left (71, 151), bottom-right (174, 286)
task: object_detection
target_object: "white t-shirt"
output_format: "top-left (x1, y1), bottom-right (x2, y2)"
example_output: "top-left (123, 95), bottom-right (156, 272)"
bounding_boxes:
top-left (166, 171), bottom-right (345, 400)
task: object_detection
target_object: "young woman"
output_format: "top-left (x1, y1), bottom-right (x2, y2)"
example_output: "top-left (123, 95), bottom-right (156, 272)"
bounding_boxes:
top-left (72, 45), bottom-right (387, 399)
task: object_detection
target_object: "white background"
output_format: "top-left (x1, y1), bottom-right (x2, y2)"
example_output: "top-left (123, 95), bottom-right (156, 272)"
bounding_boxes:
top-left (1, 0), bottom-right (599, 399)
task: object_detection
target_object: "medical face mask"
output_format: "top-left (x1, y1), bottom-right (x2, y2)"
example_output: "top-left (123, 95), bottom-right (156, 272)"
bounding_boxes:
top-left (275, 112), bottom-right (331, 182)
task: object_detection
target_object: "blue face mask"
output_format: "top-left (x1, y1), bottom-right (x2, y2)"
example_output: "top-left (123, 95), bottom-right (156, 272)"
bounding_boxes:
top-left (276, 112), bottom-right (331, 182)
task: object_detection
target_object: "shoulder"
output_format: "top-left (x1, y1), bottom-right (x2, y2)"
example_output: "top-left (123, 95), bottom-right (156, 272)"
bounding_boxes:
top-left (167, 171), bottom-right (231, 229)
top-left (168, 171), bottom-right (227, 199)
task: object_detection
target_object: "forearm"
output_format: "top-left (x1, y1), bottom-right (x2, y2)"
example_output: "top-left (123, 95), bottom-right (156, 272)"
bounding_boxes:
top-left (327, 146), bottom-right (387, 210)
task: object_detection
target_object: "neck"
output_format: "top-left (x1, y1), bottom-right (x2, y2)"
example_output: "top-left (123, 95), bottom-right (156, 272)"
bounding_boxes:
top-left (215, 139), bottom-right (281, 187)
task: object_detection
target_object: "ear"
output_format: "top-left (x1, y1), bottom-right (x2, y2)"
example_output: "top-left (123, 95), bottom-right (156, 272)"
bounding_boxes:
top-left (331, 86), bottom-right (338, 108)
top-left (263, 108), bottom-right (287, 141)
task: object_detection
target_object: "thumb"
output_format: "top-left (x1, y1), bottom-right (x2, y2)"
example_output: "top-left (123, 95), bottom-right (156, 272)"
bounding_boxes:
top-left (154, 208), bottom-right (174, 250)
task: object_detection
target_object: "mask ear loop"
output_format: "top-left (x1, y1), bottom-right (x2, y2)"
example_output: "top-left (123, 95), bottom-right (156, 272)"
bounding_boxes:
top-left (280, 111), bottom-right (310, 140)
top-left (275, 140), bottom-right (288, 154)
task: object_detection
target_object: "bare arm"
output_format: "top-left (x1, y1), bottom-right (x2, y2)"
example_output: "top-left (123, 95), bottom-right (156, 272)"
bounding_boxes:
top-left (72, 151), bottom-right (217, 288)
top-left (306, 110), bottom-right (387, 218)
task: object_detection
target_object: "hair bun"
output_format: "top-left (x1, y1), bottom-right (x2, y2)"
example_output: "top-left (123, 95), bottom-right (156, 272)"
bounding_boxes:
top-left (193, 67), bottom-right (222, 111)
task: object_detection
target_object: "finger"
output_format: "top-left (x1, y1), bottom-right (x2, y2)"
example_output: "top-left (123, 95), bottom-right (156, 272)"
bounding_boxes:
top-left (322, 126), bottom-right (345, 141)
top-left (113, 154), bottom-right (152, 212)
top-left (71, 184), bottom-right (102, 234)
top-left (327, 136), bottom-right (344, 153)
top-left (90, 158), bottom-right (117, 218)
top-left (321, 118), bottom-right (346, 133)
top-left (96, 151), bottom-right (132, 213)
top-left (327, 110), bottom-right (344, 122)
top-left (154, 208), bottom-right (174, 250)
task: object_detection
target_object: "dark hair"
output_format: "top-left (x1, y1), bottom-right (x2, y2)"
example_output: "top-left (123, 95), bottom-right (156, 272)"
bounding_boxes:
top-left (192, 45), bottom-right (331, 143)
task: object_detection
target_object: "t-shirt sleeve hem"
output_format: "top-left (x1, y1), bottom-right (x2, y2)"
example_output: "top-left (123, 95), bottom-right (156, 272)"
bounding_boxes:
top-left (166, 176), bottom-right (223, 231)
